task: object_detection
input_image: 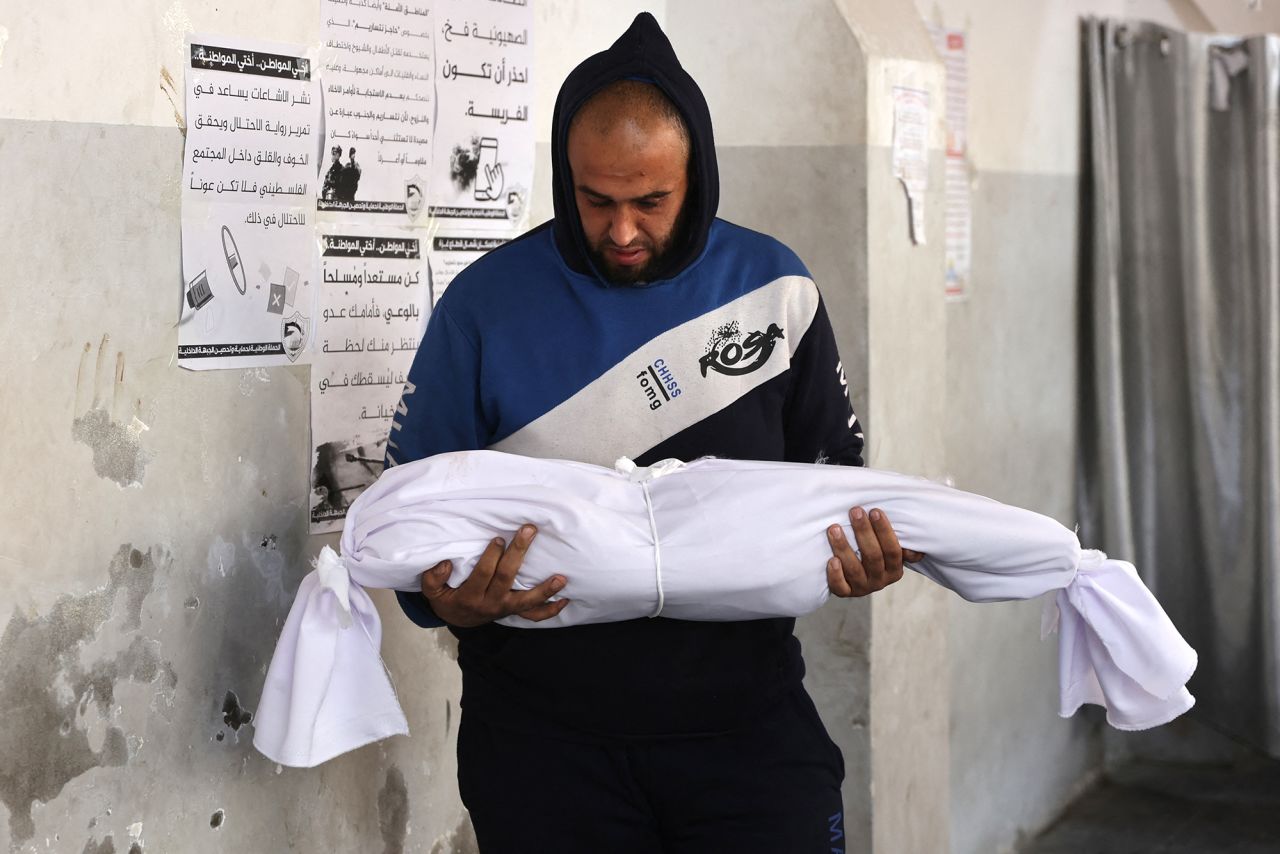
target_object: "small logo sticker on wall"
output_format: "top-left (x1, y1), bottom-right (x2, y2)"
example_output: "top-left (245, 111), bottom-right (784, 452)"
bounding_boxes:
top-left (699, 321), bottom-right (785, 377)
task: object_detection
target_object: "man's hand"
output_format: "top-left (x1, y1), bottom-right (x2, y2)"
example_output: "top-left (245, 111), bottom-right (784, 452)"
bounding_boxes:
top-left (420, 525), bottom-right (569, 627)
top-left (825, 507), bottom-right (925, 598)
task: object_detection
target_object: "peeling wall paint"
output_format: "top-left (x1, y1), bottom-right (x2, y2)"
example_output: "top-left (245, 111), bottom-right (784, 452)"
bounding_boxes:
top-left (81, 837), bottom-right (116, 854)
top-left (0, 546), bottom-right (166, 843)
top-left (71, 337), bottom-right (151, 487)
top-left (72, 409), bottom-right (151, 487)
top-left (428, 816), bottom-right (478, 854)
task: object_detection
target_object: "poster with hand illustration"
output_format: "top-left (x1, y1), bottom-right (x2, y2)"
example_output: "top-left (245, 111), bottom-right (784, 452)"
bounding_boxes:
top-left (429, 0), bottom-right (533, 231)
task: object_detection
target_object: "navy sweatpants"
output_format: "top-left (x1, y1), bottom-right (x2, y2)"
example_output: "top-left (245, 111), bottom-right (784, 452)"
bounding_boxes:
top-left (457, 689), bottom-right (847, 853)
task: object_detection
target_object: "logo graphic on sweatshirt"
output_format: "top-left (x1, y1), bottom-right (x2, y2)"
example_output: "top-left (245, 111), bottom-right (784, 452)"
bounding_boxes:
top-left (636, 358), bottom-right (683, 411)
top-left (699, 320), bottom-right (785, 378)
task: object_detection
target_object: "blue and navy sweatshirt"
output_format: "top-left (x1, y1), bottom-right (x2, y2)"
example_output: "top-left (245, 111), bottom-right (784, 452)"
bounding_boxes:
top-left (387, 13), bottom-right (864, 739)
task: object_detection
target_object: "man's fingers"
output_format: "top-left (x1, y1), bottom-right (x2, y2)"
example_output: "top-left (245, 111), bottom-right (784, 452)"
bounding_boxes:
top-left (491, 525), bottom-right (535, 590)
top-left (515, 598), bottom-right (571, 623)
top-left (420, 560), bottom-right (454, 600)
top-left (850, 507), bottom-right (886, 586)
top-left (868, 508), bottom-right (904, 583)
top-left (827, 524), bottom-right (867, 594)
top-left (826, 555), bottom-right (853, 598)
top-left (465, 537), bottom-right (505, 590)
top-left (507, 574), bottom-right (568, 614)
top-left (902, 548), bottom-right (926, 564)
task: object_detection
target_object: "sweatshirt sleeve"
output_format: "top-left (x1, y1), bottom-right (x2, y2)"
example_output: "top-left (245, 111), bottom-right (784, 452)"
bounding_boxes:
top-left (386, 301), bottom-right (491, 628)
top-left (782, 294), bottom-right (865, 467)
top-left (386, 303), bottom-right (489, 468)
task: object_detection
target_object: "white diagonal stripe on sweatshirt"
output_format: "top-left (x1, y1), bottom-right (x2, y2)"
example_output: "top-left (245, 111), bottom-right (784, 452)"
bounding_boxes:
top-left (489, 275), bottom-right (820, 465)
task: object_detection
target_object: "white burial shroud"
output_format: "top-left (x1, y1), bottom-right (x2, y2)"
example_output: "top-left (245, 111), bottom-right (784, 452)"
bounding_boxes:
top-left (253, 451), bottom-right (1198, 768)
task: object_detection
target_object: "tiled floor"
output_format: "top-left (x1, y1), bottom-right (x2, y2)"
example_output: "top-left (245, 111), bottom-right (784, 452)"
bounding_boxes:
top-left (1022, 758), bottom-right (1280, 854)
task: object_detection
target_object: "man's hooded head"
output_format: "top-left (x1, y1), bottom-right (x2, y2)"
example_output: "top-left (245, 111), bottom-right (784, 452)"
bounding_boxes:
top-left (566, 81), bottom-right (691, 284)
top-left (551, 13), bottom-right (718, 286)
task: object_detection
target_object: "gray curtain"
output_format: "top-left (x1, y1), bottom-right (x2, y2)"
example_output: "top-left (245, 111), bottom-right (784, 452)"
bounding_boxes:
top-left (1080, 18), bottom-right (1280, 756)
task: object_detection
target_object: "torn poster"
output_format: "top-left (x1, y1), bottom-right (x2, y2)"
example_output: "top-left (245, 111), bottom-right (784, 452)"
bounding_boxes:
top-left (310, 225), bottom-right (429, 533)
top-left (427, 231), bottom-right (508, 306)
top-left (319, 0), bottom-right (436, 223)
top-left (179, 35), bottom-right (321, 369)
top-left (928, 26), bottom-right (971, 300)
top-left (431, 0), bottom-right (534, 230)
top-left (891, 86), bottom-right (930, 245)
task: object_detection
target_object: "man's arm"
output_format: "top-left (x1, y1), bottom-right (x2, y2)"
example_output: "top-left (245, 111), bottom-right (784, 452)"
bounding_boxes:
top-left (782, 293), bottom-right (922, 596)
top-left (387, 302), bottom-right (568, 627)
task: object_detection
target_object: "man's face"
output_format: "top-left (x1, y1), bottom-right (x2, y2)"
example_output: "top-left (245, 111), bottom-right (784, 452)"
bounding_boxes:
top-left (331, 148), bottom-right (342, 164)
top-left (567, 117), bottom-right (689, 284)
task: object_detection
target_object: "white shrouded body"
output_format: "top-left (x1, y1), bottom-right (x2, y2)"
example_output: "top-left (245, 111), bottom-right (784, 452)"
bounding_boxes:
top-left (253, 452), bottom-right (1196, 768)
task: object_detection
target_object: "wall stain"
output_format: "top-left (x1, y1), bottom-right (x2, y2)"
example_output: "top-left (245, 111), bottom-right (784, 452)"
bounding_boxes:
top-left (429, 815), bottom-right (479, 854)
top-left (221, 690), bottom-right (253, 731)
top-left (434, 631), bottom-right (460, 661)
top-left (72, 409), bottom-right (151, 488)
top-left (238, 368), bottom-right (272, 397)
top-left (210, 809), bottom-right (225, 829)
top-left (158, 66), bottom-right (185, 134)
top-left (377, 765), bottom-right (410, 854)
top-left (244, 531), bottom-right (290, 607)
top-left (72, 338), bottom-right (150, 488)
top-left (81, 836), bottom-right (115, 854)
top-left (0, 545), bottom-right (166, 843)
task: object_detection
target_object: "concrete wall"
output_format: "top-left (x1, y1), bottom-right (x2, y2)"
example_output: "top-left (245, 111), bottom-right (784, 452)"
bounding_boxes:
top-left (915, 1), bottom-right (1280, 852)
top-left (6, 0), bottom-right (1279, 851)
top-left (0, 2), bottom-right (653, 851)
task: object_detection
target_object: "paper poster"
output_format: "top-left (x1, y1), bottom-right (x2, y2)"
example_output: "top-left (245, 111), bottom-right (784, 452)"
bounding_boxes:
top-left (310, 226), bottom-right (429, 532)
top-left (891, 86), bottom-right (930, 245)
top-left (179, 35), bottom-right (321, 369)
top-left (929, 26), bottom-right (972, 300)
top-left (430, 0), bottom-right (534, 230)
top-left (427, 232), bottom-right (508, 305)
top-left (319, 0), bottom-right (436, 222)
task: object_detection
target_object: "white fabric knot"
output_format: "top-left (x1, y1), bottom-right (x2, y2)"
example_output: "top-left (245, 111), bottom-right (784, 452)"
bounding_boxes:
top-left (616, 457), bottom-right (686, 483)
top-left (315, 545), bottom-right (353, 629)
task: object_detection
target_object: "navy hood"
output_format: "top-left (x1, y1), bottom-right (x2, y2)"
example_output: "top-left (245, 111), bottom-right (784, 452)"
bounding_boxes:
top-left (550, 12), bottom-right (719, 281)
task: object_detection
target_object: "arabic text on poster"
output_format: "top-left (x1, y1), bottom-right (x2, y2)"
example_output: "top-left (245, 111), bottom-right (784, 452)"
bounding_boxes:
top-left (310, 226), bottom-right (429, 533)
top-left (319, 0), bottom-right (436, 223)
top-left (430, 0), bottom-right (534, 230)
top-left (179, 35), bottom-right (321, 370)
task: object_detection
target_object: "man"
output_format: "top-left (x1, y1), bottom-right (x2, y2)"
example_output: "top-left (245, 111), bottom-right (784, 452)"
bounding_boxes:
top-left (388, 13), bottom-right (917, 852)
top-left (321, 145), bottom-right (343, 201)
top-left (338, 146), bottom-right (361, 201)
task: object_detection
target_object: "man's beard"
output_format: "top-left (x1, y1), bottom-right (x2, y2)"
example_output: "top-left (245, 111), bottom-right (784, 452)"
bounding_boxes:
top-left (588, 201), bottom-right (691, 286)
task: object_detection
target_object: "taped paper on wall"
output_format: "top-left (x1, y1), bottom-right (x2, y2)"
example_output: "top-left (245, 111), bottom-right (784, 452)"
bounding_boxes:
top-left (928, 25), bottom-right (972, 300)
top-left (891, 86), bottom-right (930, 245)
top-left (178, 34), bottom-right (320, 369)
top-left (310, 225), bottom-right (429, 533)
